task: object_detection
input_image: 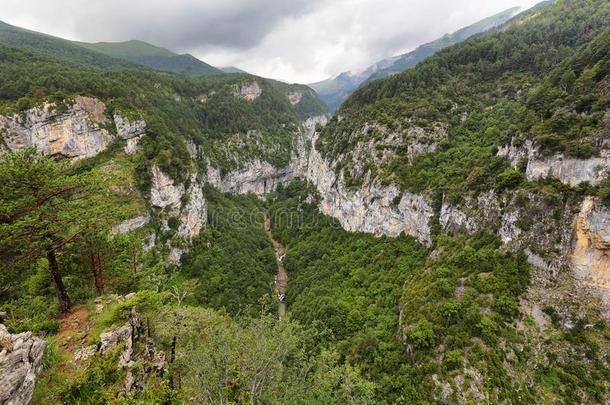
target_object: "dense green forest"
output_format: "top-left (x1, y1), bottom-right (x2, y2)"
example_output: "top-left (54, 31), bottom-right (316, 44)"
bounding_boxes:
top-left (318, 0), bottom-right (610, 200)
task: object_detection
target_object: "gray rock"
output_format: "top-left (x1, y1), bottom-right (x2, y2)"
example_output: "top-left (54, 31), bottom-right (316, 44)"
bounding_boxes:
top-left (0, 324), bottom-right (45, 405)
top-left (498, 140), bottom-right (610, 186)
top-left (113, 115), bottom-right (147, 140)
top-left (233, 82), bottom-right (262, 100)
top-left (111, 215), bottom-right (150, 235)
top-left (150, 165), bottom-right (185, 210)
top-left (0, 97), bottom-right (112, 160)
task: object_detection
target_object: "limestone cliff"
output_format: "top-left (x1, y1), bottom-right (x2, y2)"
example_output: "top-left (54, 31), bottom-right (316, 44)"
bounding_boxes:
top-left (0, 97), bottom-right (113, 159)
top-left (572, 196), bottom-right (610, 298)
top-left (498, 140), bottom-right (610, 186)
top-left (0, 97), bottom-right (149, 159)
top-left (204, 115), bottom-right (435, 245)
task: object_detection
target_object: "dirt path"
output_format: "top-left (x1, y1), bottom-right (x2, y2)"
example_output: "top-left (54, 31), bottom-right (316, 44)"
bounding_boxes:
top-left (57, 306), bottom-right (91, 353)
top-left (263, 209), bottom-right (288, 319)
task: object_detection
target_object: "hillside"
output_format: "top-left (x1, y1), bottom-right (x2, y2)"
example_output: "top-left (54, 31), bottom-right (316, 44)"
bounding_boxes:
top-left (309, 6), bottom-right (521, 111)
top-left (0, 20), bottom-right (136, 70)
top-left (77, 40), bottom-right (222, 76)
top-left (1, 0), bottom-right (610, 403)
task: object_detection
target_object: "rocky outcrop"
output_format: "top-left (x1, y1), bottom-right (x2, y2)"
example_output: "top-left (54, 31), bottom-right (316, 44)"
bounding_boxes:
top-left (0, 97), bottom-right (113, 159)
top-left (114, 115), bottom-right (147, 155)
top-left (233, 82), bottom-right (262, 100)
top-left (440, 203), bottom-right (478, 234)
top-left (498, 140), bottom-right (610, 186)
top-left (0, 324), bottom-right (45, 405)
top-left (81, 309), bottom-right (166, 395)
top-left (206, 162), bottom-right (292, 195)
top-left (0, 98), bottom-right (150, 159)
top-left (177, 175), bottom-right (207, 240)
top-left (150, 166), bottom-right (185, 211)
top-left (287, 91), bottom-right (303, 105)
top-left (572, 196), bottom-right (610, 296)
top-left (113, 116), bottom-right (146, 140)
top-left (306, 131), bottom-right (434, 244)
top-left (112, 215), bottom-right (150, 235)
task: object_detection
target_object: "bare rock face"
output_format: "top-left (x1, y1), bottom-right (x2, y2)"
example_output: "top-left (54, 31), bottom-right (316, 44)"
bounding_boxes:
top-left (306, 134), bottom-right (434, 244)
top-left (177, 175), bottom-right (207, 240)
top-left (498, 140), bottom-right (610, 186)
top-left (0, 324), bottom-right (46, 405)
top-left (111, 215), bottom-right (150, 235)
top-left (113, 115), bottom-right (146, 155)
top-left (207, 161), bottom-right (292, 195)
top-left (150, 166), bottom-right (185, 211)
top-left (113, 115), bottom-right (146, 140)
top-left (287, 91), bottom-right (303, 105)
top-left (0, 97), bottom-right (112, 160)
top-left (440, 203), bottom-right (478, 234)
top-left (233, 82), bottom-right (262, 100)
top-left (572, 196), bottom-right (610, 296)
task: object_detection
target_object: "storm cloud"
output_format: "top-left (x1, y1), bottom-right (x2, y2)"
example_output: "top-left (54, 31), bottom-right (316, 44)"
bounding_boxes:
top-left (2, 0), bottom-right (542, 83)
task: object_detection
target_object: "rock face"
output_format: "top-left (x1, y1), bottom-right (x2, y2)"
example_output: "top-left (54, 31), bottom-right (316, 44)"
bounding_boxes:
top-left (0, 324), bottom-right (46, 405)
top-left (114, 115), bottom-right (147, 155)
top-left (207, 162), bottom-right (292, 195)
top-left (86, 309), bottom-right (166, 394)
top-left (0, 97), bottom-right (113, 159)
top-left (498, 140), bottom-right (610, 186)
top-left (177, 175), bottom-right (207, 240)
top-left (233, 82), bottom-right (262, 100)
top-left (112, 215), bottom-right (150, 235)
top-left (572, 196), bottom-right (610, 295)
top-left (150, 166), bottom-right (185, 211)
top-left (287, 91), bottom-right (303, 105)
top-left (113, 116), bottom-right (146, 140)
top-left (206, 115), bottom-right (435, 245)
top-left (306, 129), bottom-right (434, 245)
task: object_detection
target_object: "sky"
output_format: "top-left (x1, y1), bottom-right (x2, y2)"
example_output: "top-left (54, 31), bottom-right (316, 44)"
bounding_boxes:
top-left (1, 0), bottom-right (542, 83)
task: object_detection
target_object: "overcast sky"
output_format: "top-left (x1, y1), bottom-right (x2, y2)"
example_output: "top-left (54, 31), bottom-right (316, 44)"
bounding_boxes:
top-left (2, 0), bottom-right (541, 83)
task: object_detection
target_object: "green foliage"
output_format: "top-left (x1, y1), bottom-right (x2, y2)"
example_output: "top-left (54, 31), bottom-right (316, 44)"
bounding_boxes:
top-left (150, 305), bottom-right (375, 404)
top-left (182, 188), bottom-right (276, 316)
top-left (268, 182), bottom-right (427, 400)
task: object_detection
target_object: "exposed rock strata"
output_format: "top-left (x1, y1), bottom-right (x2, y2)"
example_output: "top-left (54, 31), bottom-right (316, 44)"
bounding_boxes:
top-left (0, 324), bottom-right (45, 405)
top-left (112, 215), bottom-right (151, 235)
top-left (498, 140), bottom-right (610, 186)
top-left (177, 175), bottom-right (207, 240)
top-left (572, 196), bottom-right (610, 296)
top-left (233, 82), bottom-right (262, 100)
top-left (150, 166), bottom-right (185, 211)
top-left (0, 97), bottom-right (112, 159)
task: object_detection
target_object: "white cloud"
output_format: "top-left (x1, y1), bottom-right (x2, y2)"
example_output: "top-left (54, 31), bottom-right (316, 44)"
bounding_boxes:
top-left (1, 0), bottom-right (543, 83)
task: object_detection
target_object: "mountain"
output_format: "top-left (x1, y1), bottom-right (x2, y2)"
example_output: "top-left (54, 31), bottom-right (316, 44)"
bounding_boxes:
top-left (309, 6), bottom-right (521, 111)
top-left (1, 0), bottom-right (610, 403)
top-left (0, 19), bottom-right (136, 69)
top-left (77, 39), bottom-right (222, 76)
top-left (0, 20), bottom-right (221, 76)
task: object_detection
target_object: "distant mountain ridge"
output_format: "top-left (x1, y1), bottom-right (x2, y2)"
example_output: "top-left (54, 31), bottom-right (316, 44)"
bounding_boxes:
top-left (0, 20), bottom-right (221, 76)
top-left (309, 6), bottom-right (522, 111)
top-left (77, 40), bottom-right (222, 76)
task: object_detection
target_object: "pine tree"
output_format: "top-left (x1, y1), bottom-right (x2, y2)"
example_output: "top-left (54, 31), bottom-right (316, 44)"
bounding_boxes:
top-left (0, 148), bottom-right (104, 312)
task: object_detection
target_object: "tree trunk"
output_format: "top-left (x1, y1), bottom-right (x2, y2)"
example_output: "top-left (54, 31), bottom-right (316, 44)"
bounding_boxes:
top-left (89, 250), bottom-right (105, 295)
top-left (47, 246), bottom-right (71, 313)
